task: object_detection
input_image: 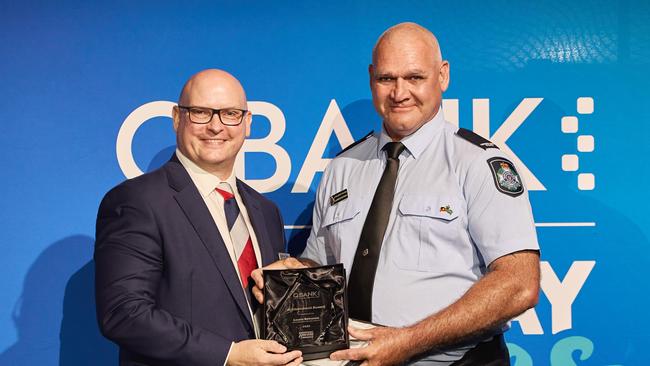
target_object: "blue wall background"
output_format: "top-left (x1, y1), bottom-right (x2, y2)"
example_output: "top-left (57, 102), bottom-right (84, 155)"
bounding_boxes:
top-left (1, 1), bottom-right (649, 365)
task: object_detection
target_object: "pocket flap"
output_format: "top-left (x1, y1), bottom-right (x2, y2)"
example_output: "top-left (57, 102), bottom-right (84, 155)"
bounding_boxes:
top-left (322, 200), bottom-right (361, 227)
top-left (398, 195), bottom-right (460, 220)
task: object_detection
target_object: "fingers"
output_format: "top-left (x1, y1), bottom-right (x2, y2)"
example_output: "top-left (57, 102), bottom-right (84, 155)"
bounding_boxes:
top-left (330, 347), bottom-right (366, 361)
top-left (259, 340), bottom-right (288, 354)
top-left (348, 326), bottom-right (373, 341)
top-left (276, 350), bottom-right (302, 365)
top-left (282, 257), bottom-right (307, 269)
top-left (252, 286), bottom-right (264, 304)
top-left (329, 349), bottom-right (347, 361)
top-left (251, 268), bottom-right (265, 304)
top-left (252, 258), bottom-right (306, 304)
top-left (229, 340), bottom-right (303, 366)
top-left (251, 267), bottom-right (265, 290)
top-left (284, 355), bottom-right (304, 366)
top-left (260, 343), bottom-right (301, 365)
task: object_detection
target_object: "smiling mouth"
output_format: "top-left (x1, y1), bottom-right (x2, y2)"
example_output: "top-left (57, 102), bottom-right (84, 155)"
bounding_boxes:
top-left (390, 105), bottom-right (415, 112)
top-left (201, 139), bottom-right (227, 144)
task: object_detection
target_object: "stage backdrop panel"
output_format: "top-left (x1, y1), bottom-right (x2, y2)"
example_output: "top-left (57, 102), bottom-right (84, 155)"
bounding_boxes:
top-left (1, 1), bottom-right (648, 365)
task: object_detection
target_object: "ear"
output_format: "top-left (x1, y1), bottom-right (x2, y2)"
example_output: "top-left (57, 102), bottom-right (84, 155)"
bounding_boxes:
top-left (439, 60), bottom-right (450, 92)
top-left (368, 64), bottom-right (375, 89)
top-left (172, 106), bottom-right (180, 132)
top-left (244, 111), bottom-right (252, 138)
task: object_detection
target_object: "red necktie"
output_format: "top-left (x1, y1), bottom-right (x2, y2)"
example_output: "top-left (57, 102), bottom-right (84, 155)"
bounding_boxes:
top-left (216, 182), bottom-right (258, 288)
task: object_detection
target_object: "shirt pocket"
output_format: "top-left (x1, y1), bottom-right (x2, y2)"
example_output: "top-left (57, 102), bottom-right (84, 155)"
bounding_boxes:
top-left (320, 198), bottom-right (363, 261)
top-left (394, 195), bottom-right (465, 272)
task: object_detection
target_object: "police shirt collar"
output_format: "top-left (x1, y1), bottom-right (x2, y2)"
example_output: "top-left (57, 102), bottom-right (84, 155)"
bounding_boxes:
top-left (175, 148), bottom-right (237, 198)
top-left (377, 107), bottom-right (445, 160)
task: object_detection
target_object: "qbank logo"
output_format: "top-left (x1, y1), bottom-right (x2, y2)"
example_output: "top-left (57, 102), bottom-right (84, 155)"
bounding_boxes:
top-left (116, 97), bottom-right (596, 195)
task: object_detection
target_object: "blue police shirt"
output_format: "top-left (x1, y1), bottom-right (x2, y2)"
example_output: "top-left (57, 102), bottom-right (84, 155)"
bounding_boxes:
top-left (301, 109), bottom-right (539, 364)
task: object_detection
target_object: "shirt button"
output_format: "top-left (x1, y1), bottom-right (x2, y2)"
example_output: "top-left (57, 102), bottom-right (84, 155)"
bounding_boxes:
top-left (362, 248), bottom-right (369, 256)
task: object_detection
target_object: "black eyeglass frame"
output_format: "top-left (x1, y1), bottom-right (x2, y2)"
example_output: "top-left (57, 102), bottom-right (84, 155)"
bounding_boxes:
top-left (177, 105), bottom-right (248, 126)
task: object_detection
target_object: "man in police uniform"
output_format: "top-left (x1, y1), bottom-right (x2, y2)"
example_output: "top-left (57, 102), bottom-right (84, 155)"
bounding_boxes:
top-left (254, 23), bottom-right (540, 365)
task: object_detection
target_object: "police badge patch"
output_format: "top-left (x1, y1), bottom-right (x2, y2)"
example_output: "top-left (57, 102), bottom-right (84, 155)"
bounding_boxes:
top-left (487, 157), bottom-right (524, 197)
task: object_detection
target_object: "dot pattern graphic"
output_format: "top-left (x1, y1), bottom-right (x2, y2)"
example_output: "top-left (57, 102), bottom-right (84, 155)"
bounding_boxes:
top-left (561, 97), bottom-right (595, 190)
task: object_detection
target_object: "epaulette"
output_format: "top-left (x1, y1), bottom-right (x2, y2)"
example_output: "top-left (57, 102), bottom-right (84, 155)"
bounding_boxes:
top-left (456, 128), bottom-right (499, 150)
top-left (336, 131), bottom-right (374, 156)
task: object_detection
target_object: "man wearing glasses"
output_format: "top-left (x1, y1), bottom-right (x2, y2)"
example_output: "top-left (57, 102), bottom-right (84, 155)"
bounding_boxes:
top-left (95, 69), bottom-right (303, 366)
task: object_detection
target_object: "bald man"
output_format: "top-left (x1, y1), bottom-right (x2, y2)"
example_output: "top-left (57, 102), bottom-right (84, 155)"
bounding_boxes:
top-left (95, 69), bottom-right (303, 366)
top-left (255, 23), bottom-right (540, 365)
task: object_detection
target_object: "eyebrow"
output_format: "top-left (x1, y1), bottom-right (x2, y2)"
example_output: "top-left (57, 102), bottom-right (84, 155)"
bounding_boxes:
top-left (374, 69), bottom-right (429, 77)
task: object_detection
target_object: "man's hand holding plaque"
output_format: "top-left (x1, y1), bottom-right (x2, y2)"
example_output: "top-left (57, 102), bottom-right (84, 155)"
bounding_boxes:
top-left (252, 257), bottom-right (308, 304)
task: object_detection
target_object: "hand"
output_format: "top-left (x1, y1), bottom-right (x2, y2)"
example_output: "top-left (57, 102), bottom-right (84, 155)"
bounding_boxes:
top-left (227, 339), bottom-right (303, 366)
top-left (251, 257), bottom-right (308, 304)
top-left (329, 326), bottom-right (414, 366)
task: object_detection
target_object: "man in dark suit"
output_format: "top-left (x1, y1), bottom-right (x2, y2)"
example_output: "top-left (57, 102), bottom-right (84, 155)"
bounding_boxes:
top-left (95, 69), bottom-right (303, 366)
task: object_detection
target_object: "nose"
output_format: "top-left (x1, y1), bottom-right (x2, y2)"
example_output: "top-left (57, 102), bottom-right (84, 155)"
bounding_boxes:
top-left (206, 115), bottom-right (224, 134)
top-left (390, 77), bottom-right (410, 103)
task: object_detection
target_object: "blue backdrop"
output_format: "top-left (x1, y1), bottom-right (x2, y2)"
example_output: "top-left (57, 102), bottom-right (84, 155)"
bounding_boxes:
top-left (1, 1), bottom-right (649, 365)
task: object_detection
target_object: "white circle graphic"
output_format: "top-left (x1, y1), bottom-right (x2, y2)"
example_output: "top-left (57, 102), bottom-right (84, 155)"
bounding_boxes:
top-left (116, 101), bottom-right (176, 179)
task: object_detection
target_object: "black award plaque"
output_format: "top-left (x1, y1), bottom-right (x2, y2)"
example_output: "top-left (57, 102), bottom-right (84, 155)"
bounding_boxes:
top-left (263, 264), bottom-right (349, 360)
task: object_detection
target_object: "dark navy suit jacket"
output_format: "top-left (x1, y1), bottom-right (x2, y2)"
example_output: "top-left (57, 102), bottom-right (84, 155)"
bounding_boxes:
top-left (94, 155), bottom-right (285, 366)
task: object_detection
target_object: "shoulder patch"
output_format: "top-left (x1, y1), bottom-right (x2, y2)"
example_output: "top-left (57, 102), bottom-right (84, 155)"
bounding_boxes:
top-left (336, 131), bottom-right (374, 157)
top-left (487, 157), bottom-right (524, 197)
top-left (456, 128), bottom-right (499, 150)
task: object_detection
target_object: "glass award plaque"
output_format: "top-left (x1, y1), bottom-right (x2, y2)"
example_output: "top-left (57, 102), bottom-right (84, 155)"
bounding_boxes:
top-left (263, 264), bottom-right (349, 360)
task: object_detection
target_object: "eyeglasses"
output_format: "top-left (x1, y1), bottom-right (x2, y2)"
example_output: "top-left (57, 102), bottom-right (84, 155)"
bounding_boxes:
top-left (177, 105), bottom-right (248, 126)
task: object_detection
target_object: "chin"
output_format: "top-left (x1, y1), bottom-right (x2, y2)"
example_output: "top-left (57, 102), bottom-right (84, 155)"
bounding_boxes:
top-left (386, 118), bottom-right (416, 131)
top-left (204, 155), bottom-right (230, 165)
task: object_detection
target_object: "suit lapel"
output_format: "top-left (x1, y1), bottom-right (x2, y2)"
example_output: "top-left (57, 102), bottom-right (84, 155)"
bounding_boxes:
top-left (165, 157), bottom-right (254, 328)
top-left (237, 180), bottom-right (276, 266)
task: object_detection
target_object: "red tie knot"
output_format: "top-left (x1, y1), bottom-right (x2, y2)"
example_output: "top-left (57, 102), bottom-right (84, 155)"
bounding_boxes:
top-left (216, 188), bottom-right (235, 200)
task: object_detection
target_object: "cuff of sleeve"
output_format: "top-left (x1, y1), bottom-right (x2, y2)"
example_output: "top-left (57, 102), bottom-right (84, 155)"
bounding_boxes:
top-left (481, 235), bottom-right (540, 266)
